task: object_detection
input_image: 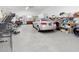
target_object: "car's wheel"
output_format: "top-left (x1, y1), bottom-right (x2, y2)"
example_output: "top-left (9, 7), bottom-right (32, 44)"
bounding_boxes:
top-left (32, 24), bottom-right (35, 28)
top-left (37, 25), bottom-right (40, 32)
top-left (73, 28), bottom-right (79, 36)
top-left (54, 22), bottom-right (60, 30)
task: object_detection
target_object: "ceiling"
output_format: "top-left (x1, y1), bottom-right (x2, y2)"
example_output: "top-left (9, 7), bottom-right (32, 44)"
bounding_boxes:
top-left (28, 6), bottom-right (49, 14)
top-left (0, 6), bottom-right (49, 15)
top-left (0, 6), bottom-right (26, 12)
top-left (1, 6), bottom-right (79, 16)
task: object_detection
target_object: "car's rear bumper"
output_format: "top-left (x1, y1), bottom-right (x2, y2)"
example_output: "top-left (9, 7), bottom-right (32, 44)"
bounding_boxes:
top-left (39, 25), bottom-right (56, 30)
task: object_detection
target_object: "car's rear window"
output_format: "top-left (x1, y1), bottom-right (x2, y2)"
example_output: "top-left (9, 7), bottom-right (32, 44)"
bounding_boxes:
top-left (41, 18), bottom-right (50, 21)
top-left (35, 18), bottom-right (50, 21)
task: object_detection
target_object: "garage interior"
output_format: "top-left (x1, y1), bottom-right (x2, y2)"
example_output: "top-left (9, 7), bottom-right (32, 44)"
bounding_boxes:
top-left (0, 6), bottom-right (79, 52)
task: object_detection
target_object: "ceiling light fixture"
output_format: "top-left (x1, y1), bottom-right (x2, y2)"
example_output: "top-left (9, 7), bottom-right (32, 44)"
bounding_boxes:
top-left (25, 7), bottom-right (29, 10)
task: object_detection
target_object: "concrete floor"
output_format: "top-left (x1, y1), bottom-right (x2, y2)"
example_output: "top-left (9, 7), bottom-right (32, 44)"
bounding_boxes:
top-left (0, 25), bottom-right (79, 52)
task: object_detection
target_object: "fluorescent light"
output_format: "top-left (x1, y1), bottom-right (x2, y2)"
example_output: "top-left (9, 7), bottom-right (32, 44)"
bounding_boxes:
top-left (27, 15), bottom-right (32, 18)
top-left (25, 7), bottom-right (29, 10)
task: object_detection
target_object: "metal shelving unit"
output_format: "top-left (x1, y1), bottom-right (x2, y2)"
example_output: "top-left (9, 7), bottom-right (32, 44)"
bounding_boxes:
top-left (0, 13), bottom-right (15, 52)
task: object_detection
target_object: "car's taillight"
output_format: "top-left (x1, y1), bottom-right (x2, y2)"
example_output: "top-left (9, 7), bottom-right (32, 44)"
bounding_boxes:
top-left (41, 23), bottom-right (47, 25)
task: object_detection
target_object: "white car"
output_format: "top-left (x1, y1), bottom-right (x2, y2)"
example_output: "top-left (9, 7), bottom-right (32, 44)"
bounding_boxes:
top-left (33, 18), bottom-right (56, 31)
